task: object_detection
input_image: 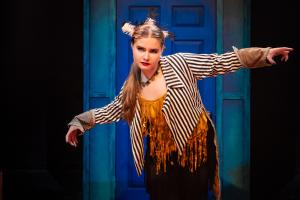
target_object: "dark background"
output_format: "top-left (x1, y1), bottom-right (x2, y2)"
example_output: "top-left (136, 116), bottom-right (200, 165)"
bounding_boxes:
top-left (250, 1), bottom-right (299, 200)
top-left (2, 0), bottom-right (83, 199)
top-left (1, 0), bottom-right (299, 200)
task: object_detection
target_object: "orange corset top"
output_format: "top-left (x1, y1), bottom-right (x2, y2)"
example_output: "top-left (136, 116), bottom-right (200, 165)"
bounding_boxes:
top-left (139, 93), bottom-right (208, 174)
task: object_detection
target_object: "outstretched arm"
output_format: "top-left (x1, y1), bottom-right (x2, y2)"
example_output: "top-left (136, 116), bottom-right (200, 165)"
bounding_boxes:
top-left (235, 46), bottom-right (293, 67)
top-left (180, 46), bottom-right (293, 80)
top-left (65, 84), bottom-right (125, 147)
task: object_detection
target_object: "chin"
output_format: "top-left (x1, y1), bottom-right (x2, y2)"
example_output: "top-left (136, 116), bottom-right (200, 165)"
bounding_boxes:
top-left (139, 65), bottom-right (153, 71)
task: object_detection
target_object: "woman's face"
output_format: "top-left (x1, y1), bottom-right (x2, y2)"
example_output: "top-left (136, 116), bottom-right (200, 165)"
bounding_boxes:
top-left (131, 37), bottom-right (163, 74)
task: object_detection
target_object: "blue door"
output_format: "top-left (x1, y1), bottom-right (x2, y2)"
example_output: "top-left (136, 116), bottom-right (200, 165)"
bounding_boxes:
top-left (116, 0), bottom-right (216, 199)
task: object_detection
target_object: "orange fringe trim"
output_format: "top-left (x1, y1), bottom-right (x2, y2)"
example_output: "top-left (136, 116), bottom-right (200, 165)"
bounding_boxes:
top-left (139, 93), bottom-right (208, 174)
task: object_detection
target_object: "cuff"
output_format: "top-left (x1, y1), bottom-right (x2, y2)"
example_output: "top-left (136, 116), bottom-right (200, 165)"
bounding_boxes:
top-left (233, 46), bottom-right (272, 68)
top-left (68, 109), bottom-right (95, 132)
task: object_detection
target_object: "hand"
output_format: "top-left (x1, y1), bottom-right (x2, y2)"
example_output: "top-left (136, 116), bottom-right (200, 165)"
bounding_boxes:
top-left (65, 125), bottom-right (83, 147)
top-left (267, 47), bottom-right (293, 65)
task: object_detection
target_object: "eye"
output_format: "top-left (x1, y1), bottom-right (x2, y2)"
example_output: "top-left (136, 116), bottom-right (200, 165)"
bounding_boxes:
top-left (150, 49), bottom-right (158, 54)
top-left (137, 47), bottom-right (145, 51)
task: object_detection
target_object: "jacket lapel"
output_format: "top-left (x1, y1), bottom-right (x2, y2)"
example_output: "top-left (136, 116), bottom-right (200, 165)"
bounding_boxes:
top-left (160, 56), bottom-right (184, 88)
top-left (130, 56), bottom-right (185, 175)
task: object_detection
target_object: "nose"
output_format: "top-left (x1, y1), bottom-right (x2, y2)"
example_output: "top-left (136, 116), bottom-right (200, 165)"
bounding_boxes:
top-left (143, 51), bottom-right (149, 61)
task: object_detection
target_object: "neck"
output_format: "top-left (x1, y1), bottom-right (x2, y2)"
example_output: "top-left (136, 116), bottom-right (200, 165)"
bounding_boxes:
top-left (141, 64), bottom-right (159, 78)
top-left (140, 63), bottom-right (160, 87)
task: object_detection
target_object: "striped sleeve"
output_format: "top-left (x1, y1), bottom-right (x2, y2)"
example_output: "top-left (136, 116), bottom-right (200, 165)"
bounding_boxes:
top-left (94, 85), bottom-right (125, 124)
top-left (180, 50), bottom-right (242, 80)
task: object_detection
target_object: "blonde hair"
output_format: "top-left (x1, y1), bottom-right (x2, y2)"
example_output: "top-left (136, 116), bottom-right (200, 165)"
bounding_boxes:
top-left (121, 18), bottom-right (171, 123)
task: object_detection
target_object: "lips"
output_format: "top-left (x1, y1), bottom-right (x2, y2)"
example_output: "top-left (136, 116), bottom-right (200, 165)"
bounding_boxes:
top-left (141, 62), bottom-right (150, 66)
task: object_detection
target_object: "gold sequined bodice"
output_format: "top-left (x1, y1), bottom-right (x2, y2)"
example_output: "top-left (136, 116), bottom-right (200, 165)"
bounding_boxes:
top-left (139, 93), bottom-right (208, 174)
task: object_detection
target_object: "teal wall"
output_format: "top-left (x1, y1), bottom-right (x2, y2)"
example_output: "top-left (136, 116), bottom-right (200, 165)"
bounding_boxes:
top-left (216, 0), bottom-right (250, 199)
top-left (83, 0), bottom-right (116, 200)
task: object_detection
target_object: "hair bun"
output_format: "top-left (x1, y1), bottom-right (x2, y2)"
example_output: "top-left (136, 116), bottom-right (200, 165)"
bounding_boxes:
top-left (121, 22), bottom-right (135, 37)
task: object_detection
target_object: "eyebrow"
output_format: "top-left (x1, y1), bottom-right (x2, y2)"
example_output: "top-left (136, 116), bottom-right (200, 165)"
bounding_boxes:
top-left (136, 45), bottom-right (159, 52)
top-left (136, 45), bottom-right (145, 50)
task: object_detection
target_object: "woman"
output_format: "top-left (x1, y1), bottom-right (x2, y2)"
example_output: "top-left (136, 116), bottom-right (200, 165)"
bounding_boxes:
top-left (65, 18), bottom-right (293, 200)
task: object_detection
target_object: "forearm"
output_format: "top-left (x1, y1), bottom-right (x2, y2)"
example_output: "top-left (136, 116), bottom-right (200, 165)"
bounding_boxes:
top-left (68, 109), bottom-right (95, 132)
top-left (182, 46), bottom-right (272, 80)
top-left (233, 46), bottom-right (272, 68)
top-left (68, 83), bottom-right (125, 132)
top-left (68, 98), bottom-right (124, 132)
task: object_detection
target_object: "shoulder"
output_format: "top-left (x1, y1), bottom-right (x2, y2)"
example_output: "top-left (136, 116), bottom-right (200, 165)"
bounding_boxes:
top-left (160, 53), bottom-right (189, 74)
top-left (161, 53), bottom-right (188, 64)
top-left (162, 52), bottom-right (185, 59)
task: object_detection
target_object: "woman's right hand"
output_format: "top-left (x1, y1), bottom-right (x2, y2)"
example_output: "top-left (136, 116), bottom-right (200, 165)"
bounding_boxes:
top-left (65, 125), bottom-right (84, 147)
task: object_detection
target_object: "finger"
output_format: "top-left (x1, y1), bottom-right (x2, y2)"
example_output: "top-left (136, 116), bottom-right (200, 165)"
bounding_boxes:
top-left (74, 142), bottom-right (77, 147)
top-left (72, 135), bottom-right (78, 147)
top-left (267, 56), bottom-right (276, 65)
top-left (281, 56), bottom-right (287, 62)
top-left (69, 134), bottom-right (76, 146)
top-left (71, 135), bottom-right (76, 144)
top-left (268, 58), bottom-right (276, 65)
top-left (283, 47), bottom-right (294, 51)
top-left (65, 128), bottom-right (75, 143)
top-left (283, 52), bottom-right (289, 61)
top-left (278, 47), bottom-right (293, 52)
top-left (284, 55), bottom-right (289, 62)
top-left (68, 137), bottom-right (73, 144)
top-left (74, 136), bottom-right (78, 144)
top-left (284, 50), bottom-right (291, 54)
top-left (65, 134), bottom-right (70, 143)
top-left (71, 141), bottom-right (76, 147)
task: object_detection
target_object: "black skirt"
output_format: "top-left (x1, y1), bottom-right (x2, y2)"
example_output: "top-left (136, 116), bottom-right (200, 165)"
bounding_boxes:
top-left (144, 120), bottom-right (216, 200)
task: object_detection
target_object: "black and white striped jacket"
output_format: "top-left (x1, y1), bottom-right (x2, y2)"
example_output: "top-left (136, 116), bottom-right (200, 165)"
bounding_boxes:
top-left (68, 47), bottom-right (270, 200)
top-left (93, 50), bottom-right (245, 175)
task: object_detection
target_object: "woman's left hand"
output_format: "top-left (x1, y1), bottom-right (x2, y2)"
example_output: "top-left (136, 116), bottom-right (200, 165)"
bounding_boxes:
top-left (267, 47), bottom-right (294, 65)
